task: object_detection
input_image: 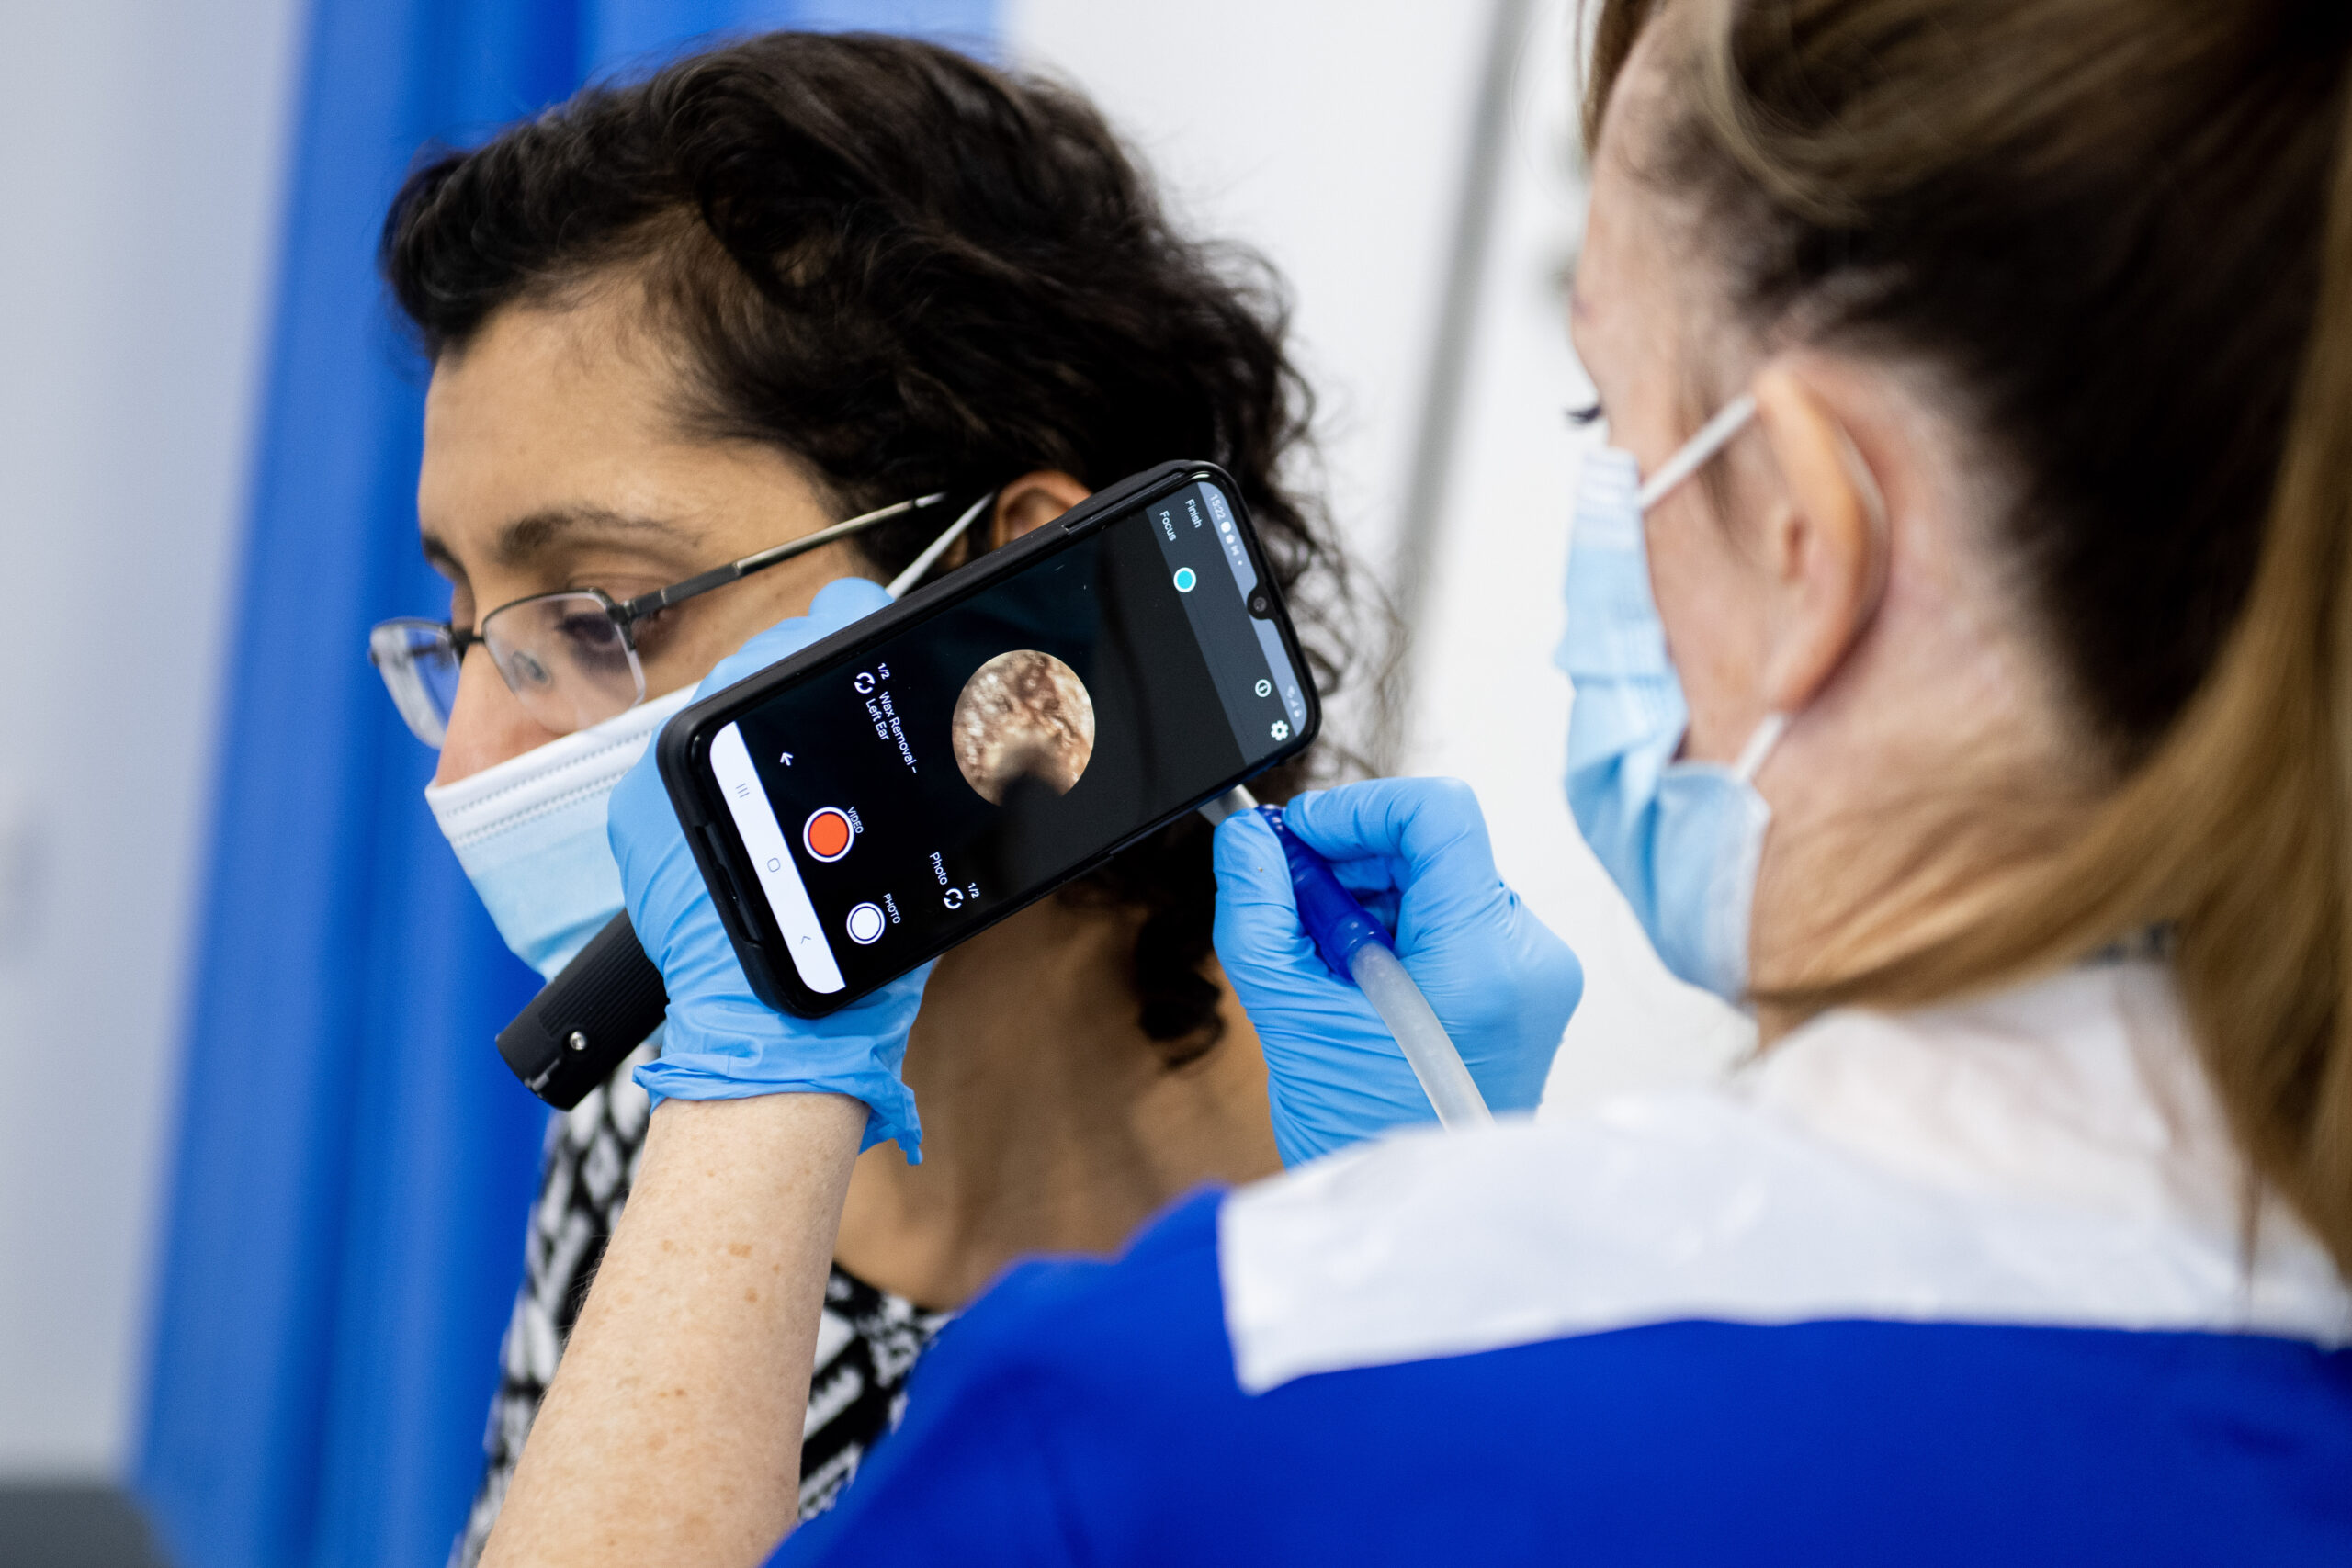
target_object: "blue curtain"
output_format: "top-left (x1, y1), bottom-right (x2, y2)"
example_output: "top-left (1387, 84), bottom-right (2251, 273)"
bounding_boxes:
top-left (136, 4), bottom-right (995, 1566)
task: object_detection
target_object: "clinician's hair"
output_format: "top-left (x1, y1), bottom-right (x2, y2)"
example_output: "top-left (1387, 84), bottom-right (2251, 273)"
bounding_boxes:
top-left (1586, 0), bottom-right (2352, 1267)
top-left (383, 30), bottom-right (1366, 1064)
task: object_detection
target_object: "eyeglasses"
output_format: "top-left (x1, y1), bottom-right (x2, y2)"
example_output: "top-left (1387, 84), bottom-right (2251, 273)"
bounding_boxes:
top-left (370, 491), bottom-right (959, 748)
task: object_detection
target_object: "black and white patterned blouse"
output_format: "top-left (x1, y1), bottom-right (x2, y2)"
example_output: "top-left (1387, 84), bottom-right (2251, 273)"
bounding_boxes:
top-left (449, 1043), bottom-right (953, 1567)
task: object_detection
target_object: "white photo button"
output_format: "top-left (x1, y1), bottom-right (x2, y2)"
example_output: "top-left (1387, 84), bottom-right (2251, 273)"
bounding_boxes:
top-left (844, 901), bottom-right (887, 945)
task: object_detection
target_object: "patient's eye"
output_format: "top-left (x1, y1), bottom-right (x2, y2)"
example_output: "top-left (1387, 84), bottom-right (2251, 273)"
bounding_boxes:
top-left (1566, 402), bottom-right (1604, 426)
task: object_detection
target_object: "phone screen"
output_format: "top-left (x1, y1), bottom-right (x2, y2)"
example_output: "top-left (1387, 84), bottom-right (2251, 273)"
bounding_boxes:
top-left (702, 476), bottom-right (1311, 1001)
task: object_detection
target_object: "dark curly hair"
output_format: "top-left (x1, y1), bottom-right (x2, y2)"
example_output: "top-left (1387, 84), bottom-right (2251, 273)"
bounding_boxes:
top-left (380, 29), bottom-right (1363, 1066)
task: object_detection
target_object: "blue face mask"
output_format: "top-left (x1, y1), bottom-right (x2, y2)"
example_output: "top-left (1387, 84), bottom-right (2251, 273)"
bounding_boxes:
top-left (424, 683), bottom-right (699, 979)
top-left (1555, 395), bottom-right (1787, 1001)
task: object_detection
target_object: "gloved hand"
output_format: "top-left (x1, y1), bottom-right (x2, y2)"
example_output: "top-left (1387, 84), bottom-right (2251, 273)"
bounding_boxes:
top-left (1213, 777), bottom-right (1583, 1165)
top-left (614, 575), bottom-right (933, 1157)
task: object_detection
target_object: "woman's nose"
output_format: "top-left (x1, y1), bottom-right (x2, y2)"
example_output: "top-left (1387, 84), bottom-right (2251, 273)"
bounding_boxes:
top-left (432, 649), bottom-right (568, 784)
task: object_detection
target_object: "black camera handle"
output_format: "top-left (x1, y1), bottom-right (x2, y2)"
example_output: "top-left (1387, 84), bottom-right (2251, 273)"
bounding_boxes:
top-left (495, 912), bottom-right (666, 1110)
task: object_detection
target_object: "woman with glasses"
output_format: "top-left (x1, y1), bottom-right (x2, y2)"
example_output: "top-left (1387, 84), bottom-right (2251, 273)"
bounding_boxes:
top-left (366, 31), bottom-right (1368, 1563)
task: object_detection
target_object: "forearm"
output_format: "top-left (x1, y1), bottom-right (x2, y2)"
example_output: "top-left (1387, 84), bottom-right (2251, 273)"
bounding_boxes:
top-left (483, 1091), bottom-right (867, 1568)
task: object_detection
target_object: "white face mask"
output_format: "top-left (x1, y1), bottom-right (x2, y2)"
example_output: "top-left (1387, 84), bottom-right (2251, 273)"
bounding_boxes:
top-left (424, 684), bottom-right (698, 979)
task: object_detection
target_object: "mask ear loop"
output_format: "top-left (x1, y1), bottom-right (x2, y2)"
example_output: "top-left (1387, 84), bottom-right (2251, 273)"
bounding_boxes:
top-left (1632, 391), bottom-right (1887, 790)
top-left (1637, 394), bottom-right (1758, 513)
top-left (1732, 712), bottom-right (1788, 784)
top-left (1635, 395), bottom-right (1791, 781)
top-left (885, 491), bottom-right (998, 599)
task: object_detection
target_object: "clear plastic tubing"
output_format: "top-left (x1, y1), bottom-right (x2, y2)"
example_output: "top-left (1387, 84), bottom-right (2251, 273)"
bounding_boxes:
top-left (1344, 942), bottom-right (1491, 1129)
top-left (1199, 788), bottom-right (1494, 1131)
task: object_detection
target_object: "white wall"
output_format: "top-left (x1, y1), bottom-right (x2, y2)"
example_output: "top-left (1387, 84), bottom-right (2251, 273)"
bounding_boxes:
top-left (0, 0), bottom-right (304, 1476)
top-left (1004, 0), bottom-right (1491, 592)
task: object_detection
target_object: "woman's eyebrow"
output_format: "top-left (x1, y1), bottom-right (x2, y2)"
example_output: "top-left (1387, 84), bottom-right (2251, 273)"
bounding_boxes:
top-left (491, 504), bottom-right (696, 566)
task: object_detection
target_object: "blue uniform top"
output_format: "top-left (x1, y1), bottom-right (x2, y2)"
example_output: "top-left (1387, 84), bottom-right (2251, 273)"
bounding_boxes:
top-left (775, 964), bottom-right (2352, 1565)
top-left (779, 1192), bottom-right (2352, 1567)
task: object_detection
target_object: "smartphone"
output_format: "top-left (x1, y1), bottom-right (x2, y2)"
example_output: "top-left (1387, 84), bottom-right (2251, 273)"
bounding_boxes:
top-left (658, 460), bottom-right (1319, 1016)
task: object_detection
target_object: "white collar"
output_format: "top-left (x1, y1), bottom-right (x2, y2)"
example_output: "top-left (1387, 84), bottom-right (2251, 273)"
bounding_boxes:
top-left (1219, 961), bottom-right (2352, 1394)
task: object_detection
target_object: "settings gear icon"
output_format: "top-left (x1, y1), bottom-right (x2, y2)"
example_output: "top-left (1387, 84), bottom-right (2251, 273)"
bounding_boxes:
top-left (1269, 719), bottom-right (1292, 742)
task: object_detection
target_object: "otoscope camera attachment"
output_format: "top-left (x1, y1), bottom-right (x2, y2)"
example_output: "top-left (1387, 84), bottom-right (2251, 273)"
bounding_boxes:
top-left (497, 912), bottom-right (668, 1109)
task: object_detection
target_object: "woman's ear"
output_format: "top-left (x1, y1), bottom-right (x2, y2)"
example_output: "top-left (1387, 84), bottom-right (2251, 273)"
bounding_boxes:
top-left (990, 470), bottom-right (1092, 547)
top-left (1749, 362), bottom-right (1890, 713)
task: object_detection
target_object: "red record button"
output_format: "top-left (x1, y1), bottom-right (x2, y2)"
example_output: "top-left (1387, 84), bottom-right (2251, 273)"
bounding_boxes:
top-left (802, 807), bottom-right (855, 863)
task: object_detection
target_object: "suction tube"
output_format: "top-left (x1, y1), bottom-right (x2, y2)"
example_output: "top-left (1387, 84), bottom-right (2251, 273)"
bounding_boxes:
top-left (1198, 788), bottom-right (1492, 1130)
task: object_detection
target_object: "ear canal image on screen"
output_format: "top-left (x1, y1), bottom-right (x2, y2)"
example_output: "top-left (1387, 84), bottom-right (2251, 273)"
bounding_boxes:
top-left (950, 649), bottom-right (1098, 805)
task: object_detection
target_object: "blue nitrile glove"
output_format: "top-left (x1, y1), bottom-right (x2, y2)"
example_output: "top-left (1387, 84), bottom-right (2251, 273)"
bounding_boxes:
top-left (614, 575), bottom-right (934, 1157)
top-left (1213, 777), bottom-right (1583, 1165)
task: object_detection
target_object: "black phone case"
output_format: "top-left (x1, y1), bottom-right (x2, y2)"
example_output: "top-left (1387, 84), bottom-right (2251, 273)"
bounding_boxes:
top-left (655, 459), bottom-right (1320, 1017)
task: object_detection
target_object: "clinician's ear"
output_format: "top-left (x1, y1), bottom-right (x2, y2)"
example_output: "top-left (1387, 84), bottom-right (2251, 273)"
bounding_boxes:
top-left (1749, 362), bottom-right (1890, 713)
top-left (989, 470), bottom-right (1092, 547)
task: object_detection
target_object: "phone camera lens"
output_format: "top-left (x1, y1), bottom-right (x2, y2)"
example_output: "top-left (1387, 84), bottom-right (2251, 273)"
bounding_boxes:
top-left (1248, 591), bottom-right (1272, 617)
